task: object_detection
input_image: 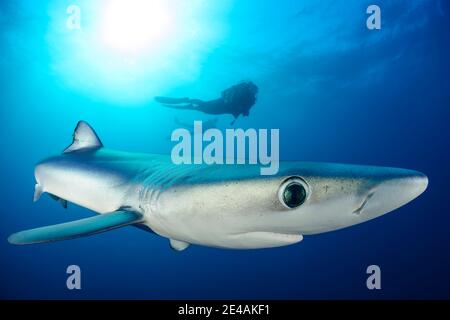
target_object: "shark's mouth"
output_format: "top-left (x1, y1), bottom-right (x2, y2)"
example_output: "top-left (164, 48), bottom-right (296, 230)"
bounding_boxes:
top-left (353, 190), bottom-right (376, 215)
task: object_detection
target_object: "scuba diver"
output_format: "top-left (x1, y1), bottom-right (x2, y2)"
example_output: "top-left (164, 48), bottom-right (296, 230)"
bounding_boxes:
top-left (155, 81), bottom-right (258, 125)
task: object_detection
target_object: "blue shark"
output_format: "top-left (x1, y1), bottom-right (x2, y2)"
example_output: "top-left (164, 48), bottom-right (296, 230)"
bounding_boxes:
top-left (8, 121), bottom-right (428, 250)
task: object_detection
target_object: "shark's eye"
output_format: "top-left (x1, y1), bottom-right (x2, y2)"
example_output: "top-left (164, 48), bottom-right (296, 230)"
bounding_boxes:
top-left (279, 178), bottom-right (308, 209)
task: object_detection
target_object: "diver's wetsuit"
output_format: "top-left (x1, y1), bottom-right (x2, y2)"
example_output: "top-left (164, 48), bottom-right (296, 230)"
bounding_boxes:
top-left (155, 81), bottom-right (258, 124)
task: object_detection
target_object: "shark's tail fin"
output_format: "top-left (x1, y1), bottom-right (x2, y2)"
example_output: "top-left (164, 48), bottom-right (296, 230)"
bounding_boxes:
top-left (63, 121), bottom-right (103, 154)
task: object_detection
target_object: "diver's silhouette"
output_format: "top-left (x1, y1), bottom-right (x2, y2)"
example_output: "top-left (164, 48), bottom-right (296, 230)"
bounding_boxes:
top-left (155, 81), bottom-right (258, 125)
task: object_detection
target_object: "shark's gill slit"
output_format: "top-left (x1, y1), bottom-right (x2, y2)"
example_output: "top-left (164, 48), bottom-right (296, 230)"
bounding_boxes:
top-left (353, 190), bottom-right (376, 215)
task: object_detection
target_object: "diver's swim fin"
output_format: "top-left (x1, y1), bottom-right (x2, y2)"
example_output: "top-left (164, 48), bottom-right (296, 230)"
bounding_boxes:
top-left (161, 103), bottom-right (195, 110)
top-left (155, 96), bottom-right (190, 104)
top-left (8, 210), bottom-right (143, 245)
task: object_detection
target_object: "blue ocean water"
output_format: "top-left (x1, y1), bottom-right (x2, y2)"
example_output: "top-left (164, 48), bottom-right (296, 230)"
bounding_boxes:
top-left (0, 0), bottom-right (449, 299)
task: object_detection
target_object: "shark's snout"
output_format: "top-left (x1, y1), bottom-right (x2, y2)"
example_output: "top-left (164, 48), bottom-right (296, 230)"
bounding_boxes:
top-left (356, 170), bottom-right (428, 218)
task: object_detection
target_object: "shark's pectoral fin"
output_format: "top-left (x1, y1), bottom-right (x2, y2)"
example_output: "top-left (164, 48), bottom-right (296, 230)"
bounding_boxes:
top-left (8, 210), bottom-right (143, 245)
top-left (33, 184), bottom-right (43, 202)
top-left (169, 239), bottom-right (190, 251)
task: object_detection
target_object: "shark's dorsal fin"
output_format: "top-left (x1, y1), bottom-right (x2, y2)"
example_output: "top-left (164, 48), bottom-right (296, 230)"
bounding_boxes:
top-left (63, 121), bottom-right (103, 154)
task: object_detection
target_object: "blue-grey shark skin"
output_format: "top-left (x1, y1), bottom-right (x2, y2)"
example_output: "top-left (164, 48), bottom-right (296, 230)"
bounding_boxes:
top-left (11, 121), bottom-right (428, 250)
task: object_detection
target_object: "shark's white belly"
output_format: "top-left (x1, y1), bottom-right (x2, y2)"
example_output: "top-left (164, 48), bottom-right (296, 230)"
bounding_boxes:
top-left (145, 178), bottom-right (303, 249)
